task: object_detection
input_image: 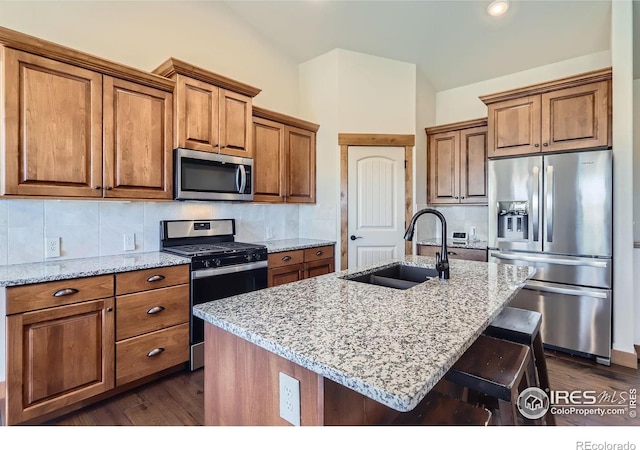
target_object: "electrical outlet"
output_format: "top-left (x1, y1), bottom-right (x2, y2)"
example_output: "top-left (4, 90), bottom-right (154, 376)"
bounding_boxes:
top-left (45, 237), bottom-right (60, 258)
top-left (279, 372), bottom-right (300, 426)
top-left (123, 233), bottom-right (135, 251)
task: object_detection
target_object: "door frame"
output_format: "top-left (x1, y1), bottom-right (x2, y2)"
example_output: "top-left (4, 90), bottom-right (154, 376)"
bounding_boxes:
top-left (339, 133), bottom-right (415, 270)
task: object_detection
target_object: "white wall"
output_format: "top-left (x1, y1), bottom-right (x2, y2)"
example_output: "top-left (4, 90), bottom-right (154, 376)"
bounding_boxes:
top-left (299, 49), bottom-right (418, 268)
top-left (415, 70), bottom-right (437, 206)
top-left (0, 1), bottom-right (304, 264)
top-left (435, 50), bottom-right (612, 125)
top-left (611, 0), bottom-right (635, 356)
top-left (634, 79), bottom-right (640, 241)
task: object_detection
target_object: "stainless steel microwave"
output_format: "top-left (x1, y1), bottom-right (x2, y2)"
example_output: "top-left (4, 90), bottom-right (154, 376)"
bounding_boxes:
top-left (175, 148), bottom-right (253, 201)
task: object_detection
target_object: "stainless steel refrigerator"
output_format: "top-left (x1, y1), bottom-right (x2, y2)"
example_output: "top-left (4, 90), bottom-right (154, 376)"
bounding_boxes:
top-left (488, 149), bottom-right (612, 364)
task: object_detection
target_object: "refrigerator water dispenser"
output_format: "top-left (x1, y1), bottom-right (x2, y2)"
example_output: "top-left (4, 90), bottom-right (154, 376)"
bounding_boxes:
top-left (496, 201), bottom-right (529, 240)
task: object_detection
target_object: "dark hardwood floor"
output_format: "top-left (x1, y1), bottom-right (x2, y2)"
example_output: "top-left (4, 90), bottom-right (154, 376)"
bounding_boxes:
top-left (48, 351), bottom-right (639, 426)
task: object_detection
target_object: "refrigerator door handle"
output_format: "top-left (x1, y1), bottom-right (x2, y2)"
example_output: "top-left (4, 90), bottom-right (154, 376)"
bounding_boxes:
top-left (525, 280), bottom-right (609, 299)
top-left (532, 165), bottom-right (540, 242)
top-left (490, 251), bottom-right (609, 268)
top-left (546, 165), bottom-right (554, 242)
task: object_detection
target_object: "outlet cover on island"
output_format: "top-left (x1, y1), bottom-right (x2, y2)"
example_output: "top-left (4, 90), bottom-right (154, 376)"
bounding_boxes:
top-left (279, 372), bottom-right (300, 426)
top-left (45, 237), bottom-right (60, 258)
top-left (124, 233), bottom-right (135, 251)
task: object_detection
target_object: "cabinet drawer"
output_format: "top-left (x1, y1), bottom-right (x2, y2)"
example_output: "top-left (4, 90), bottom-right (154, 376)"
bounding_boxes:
top-left (116, 323), bottom-right (189, 386)
top-left (268, 250), bottom-right (304, 268)
top-left (116, 284), bottom-right (189, 341)
top-left (6, 275), bottom-right (114, 315)
top-left (115, 265), bottom-right (189, 295)
top-left (418, 245), bottom-right (487, 262)
top-left (303, 245), bottom-right (334, 263)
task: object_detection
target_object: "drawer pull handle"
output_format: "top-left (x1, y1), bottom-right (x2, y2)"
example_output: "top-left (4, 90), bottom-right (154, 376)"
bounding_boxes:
top-left (147, 348), bottom-right (165, 358)
top-left (147, 275), bottom-right (165, 282)
top-left (147, 306), bottom-right (165, 315)
top-left (53, 288), bottom-right (79, 297)
top-left (282, 256), bottom-right (292, 261)
top-left (447, 251), bottom-right (458, 256)
top-left (316, 251), bottom-right (323, 256)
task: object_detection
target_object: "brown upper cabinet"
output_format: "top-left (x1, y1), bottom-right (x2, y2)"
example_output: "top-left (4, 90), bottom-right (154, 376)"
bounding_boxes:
top-left (480, 68), bottom-right (612, 158)
top-left (252, 106), bottom-right (319, 204)
top-left (426, 118), bottom-right (488, 205)
top-left (0, 27), bottom-right (175, 200)
top-left (153, 58), bottom-right (261, 159)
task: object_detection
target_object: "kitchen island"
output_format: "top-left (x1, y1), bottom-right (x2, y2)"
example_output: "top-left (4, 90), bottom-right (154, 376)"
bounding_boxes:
top-left (193, 256), bottom-right (535, 425)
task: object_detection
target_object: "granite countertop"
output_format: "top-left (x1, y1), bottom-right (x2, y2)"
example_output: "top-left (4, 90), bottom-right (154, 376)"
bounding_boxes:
top-left (252, 238), bottom-right (336, 253)
top-left (194, 256), bottom-right (535, 413)
top-left (417, 238), bottom-right (488, 250)
top-left (0, 252), bottom-right (191, 287)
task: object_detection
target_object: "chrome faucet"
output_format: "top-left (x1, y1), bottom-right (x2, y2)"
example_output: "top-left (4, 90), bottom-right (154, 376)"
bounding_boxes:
top-left (404, 208), bottom-right (450, 279)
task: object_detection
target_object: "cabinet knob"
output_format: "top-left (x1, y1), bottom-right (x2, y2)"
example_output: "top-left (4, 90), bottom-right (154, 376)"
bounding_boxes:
top-left (447, 251), bottom-right (458, 256)
top-left (282, 255), bottom-right (292, 261)
top-left (95, 186), bottom-right (102, 190)
top-left (543, 143), bottom-right (548, 147)
top-left (461, 196), bottom-right (465, 199)
top-left (454, 196), bottom-right (459, 199)
top-left (106, 307), bottom-right (113, 312)
top-left (106, 186), bottom-right (113, 190)
top-left (534, 144), bottom-right (539, 148)
top-left (316, 250), bottom-right (323, 256)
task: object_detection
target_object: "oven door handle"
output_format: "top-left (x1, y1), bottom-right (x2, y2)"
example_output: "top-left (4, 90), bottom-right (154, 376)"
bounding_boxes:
top-left (191, 260), bottom-right (268, 279)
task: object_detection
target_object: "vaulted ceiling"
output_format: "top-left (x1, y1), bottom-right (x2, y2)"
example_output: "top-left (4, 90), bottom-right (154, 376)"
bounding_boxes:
top-left (222, 0), bottom-right (614, 91)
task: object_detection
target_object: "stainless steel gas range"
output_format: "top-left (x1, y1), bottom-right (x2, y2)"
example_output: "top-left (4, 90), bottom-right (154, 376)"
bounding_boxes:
top-left (160, 219), bottom-right (268, 370)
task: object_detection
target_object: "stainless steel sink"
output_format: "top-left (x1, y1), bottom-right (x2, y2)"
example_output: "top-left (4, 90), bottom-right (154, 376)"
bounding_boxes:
top-left (341, 263), bottom-right (439, 290)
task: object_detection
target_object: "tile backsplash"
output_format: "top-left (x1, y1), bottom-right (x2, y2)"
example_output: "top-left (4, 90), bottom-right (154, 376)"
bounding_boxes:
top-left (0, 199), bottom-right (300, 266)
top-left (414, 205), bottom-right (488, 242)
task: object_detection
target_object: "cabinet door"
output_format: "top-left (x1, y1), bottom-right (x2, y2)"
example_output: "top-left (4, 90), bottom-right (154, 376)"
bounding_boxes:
top-left (285, 126), bottom-right (316, 203)
top-left (6, 298), bottom-right (115, 425)
top-left (175, 75), bottom-right (220, 152)
top-left (219, 90), bottom-right (253, 158)
top-left (459, 126), bottom-right (488, 205)
top-left (304, 258), bottom-right (335, 279)
top-left (487, 96), bottom-right (541, 157)
top-left (253, 117), bottom-right (285, 203)
top-left (268, 263), bottom-right (304, 287)
top-left (541, 81), bottom-right (610, 153)
top-left (428, 131), bottom-right (459, 204)
top-left (103, 77), bottom-right (173, 199)
top-left (3, 49), bottom-right (103, 197)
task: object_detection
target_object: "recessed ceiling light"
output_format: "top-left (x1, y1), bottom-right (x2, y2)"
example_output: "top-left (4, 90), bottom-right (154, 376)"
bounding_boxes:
top-left (488, 0), bottom-right (509, 17)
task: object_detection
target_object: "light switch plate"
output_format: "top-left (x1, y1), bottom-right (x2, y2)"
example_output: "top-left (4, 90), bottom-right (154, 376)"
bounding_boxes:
top-left (124, 233), bottom-right (135, 251)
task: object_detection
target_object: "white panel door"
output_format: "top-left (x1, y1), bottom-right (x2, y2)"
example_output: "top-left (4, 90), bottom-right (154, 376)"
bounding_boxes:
top-left (348, 146), bottom-right (406, 269)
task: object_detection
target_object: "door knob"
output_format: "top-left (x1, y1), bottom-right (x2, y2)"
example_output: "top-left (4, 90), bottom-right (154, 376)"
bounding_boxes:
top-left (350, 235), bottom-right (363, 241)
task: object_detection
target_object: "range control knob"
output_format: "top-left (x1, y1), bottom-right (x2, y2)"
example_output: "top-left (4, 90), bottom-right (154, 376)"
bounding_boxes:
top-left (253, 253), bottom-right (261, 261)
top-left (214, 259), bottom-right (221, 267)
top-left (203, 260), bottom-right (211, 268)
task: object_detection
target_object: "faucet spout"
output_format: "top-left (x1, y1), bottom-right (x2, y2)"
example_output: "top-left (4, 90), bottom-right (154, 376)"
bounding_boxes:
top-left (404, 208), bottom-right (450, 279)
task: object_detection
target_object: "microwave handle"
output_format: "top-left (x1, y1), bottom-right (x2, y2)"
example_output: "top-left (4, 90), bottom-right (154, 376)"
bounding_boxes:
top-left (237, 165), bottom-right (247, 194)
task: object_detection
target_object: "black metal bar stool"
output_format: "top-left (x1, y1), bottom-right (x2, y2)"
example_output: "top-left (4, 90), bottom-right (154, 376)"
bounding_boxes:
top-left (444, 334), bottom-right (538, 425)
top-left (483, 307), bottom-right (555, 425)
top-left (392, 391), bottom-right (492, 426)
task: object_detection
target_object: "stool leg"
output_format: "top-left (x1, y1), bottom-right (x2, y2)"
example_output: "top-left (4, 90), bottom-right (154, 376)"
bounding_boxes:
top-left (532, 334), bottom-right (555, 426)
top-left (498, 399), bottom-right (517, 425)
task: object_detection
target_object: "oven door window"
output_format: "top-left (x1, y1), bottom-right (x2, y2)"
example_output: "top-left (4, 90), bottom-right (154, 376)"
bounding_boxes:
top-left (191, 267), bottom-right (268, 344)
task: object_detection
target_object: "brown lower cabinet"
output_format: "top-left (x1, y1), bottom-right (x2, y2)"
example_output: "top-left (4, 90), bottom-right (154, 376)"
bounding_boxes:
top-left (268, 245), bottom-right (335, 287)
top-left (2, 264), bottom-right (190, 425)
top-left (417, 244), bottom-right (487, 262)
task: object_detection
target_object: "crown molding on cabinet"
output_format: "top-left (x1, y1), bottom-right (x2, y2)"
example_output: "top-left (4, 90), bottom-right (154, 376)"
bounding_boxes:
top-left (252, 106), bottom-right (319, 132)
top-left (0, 26), bottom-right (174, 92)
top-left (153, 57), bottom-right (261, 98)
top-left (479, 67), bottom-right (612, 105)
top-left (425, 117), bottom-right (488, 135)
